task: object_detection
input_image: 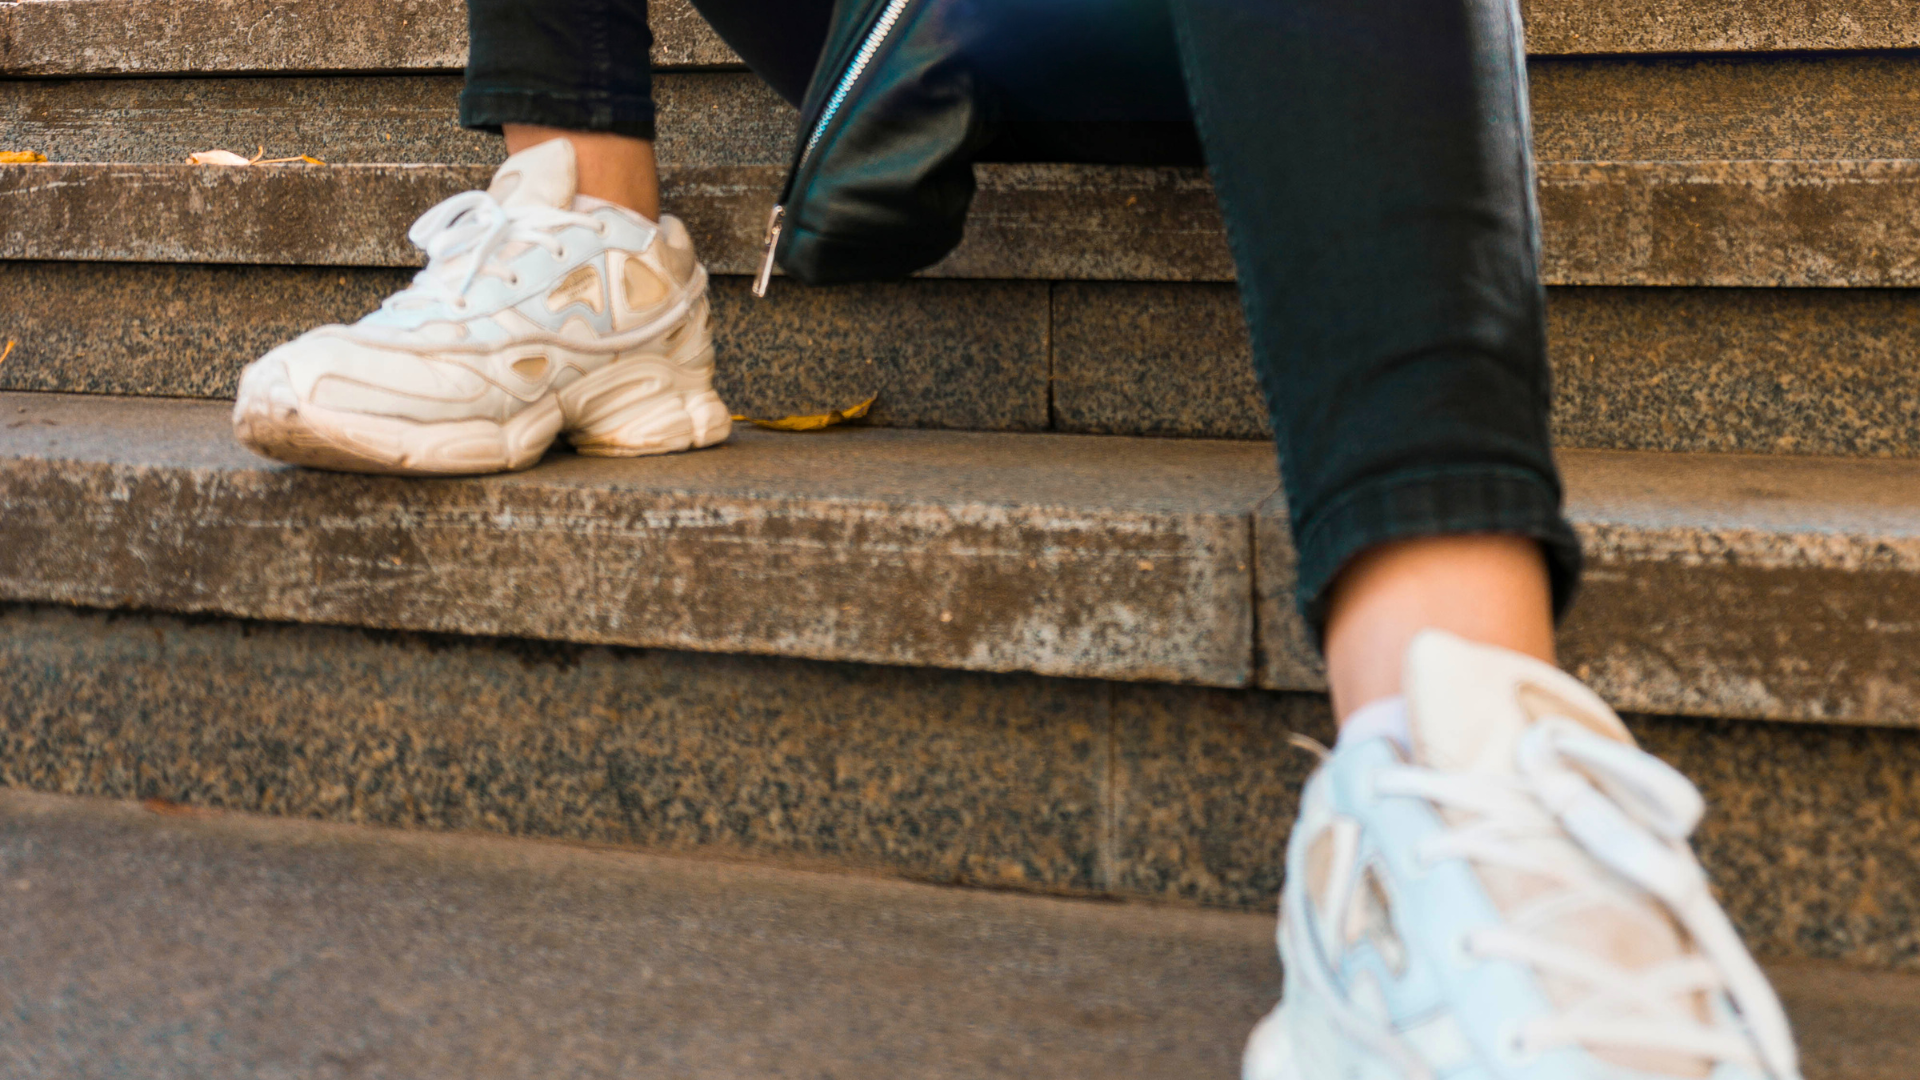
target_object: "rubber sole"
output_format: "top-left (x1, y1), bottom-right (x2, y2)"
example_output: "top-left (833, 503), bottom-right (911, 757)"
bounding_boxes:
top-left (234, 346), bottom-right (732, 477)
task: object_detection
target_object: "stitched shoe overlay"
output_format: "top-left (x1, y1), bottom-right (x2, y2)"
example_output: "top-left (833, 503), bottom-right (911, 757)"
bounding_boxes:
top-left (232, 139), bottom-right (730, 475)
top-left (1246, 631), bottom-right (1802, 1080)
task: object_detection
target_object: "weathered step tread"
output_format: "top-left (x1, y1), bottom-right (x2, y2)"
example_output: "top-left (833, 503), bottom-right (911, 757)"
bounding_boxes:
top-left (12, 392), bottom-right (1920, 727)
top-left (7, 159), bottom-right (1917, 287)
top-left (5, 0), bottom-right (1915, 77)
top-left (1, 787), bottom-right (1910, 1080)
top-left (0, 391), bottom-right (1273, 687)
top-left (0, 788), bottom-right (1270, 1079)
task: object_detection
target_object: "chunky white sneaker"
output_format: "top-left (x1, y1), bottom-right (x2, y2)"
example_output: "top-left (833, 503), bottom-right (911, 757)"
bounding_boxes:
top-left (1246, 631), bottom-right (1802, 1080)
top-left (233, 138), bottom-right (730, 475)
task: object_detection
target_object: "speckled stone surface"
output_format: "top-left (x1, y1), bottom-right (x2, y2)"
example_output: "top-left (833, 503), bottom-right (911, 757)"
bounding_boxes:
top-left (0, 0), bottom-right (737, 76)
top-left (1632, 712), bottom-right (1920, 972)
top-left (1051, 281), bottom-right (1267, 440)
top-left (710, 276), bottom-right (1048, 430)
top-left (1108, 683), bottom-right (1331, 905)
top-left (1550, 287), bottom-right (1920, 457)
top-left (6, 790), bottom-right (1913, 1080)
top-left (1521, 0), bottom-right (1920, 54)
top-left (1540, 159), bottom-right (1920, 288)
top-left (10, 55), bottom-right (1917, 169)
top-left (1255, 449), bottom-right (1920, 727)
top-left (10, 266), bottom-right (1920, 458)
top-left (0, 788), bottom-right (1274, 1080)
top-left (1052, 283), bottom-right (1920, 457)
top-left (5, 0), bottom-right (1910, 76)
top-left (0, 604), bottom-right (1111, 893)
top-left (0, 393), bottom-right (1274, 686)
top-left (1531, 54), bottom-right (1920, 163)
top-left (0, 263), bottom-right (1049, 431)
top-left (0, 262), bottom-right (413, 398)
top-left (11, 159), bottom-right (1916, 287)
top-left (5, 602), bottom-right (1920, 980)
top-left (0, 72), bottom-right (789, 169)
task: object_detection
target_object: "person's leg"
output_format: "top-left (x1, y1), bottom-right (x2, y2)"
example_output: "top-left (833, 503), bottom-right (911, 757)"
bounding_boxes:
top-left (1166, 0), bottom-right (1577, 725)
top-left (1169, 2), bottom-right (1802, 1077)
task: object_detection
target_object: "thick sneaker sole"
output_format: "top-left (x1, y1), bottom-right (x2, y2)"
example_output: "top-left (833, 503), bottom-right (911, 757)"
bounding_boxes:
top-left (233, 348), bottom-right (730, 477)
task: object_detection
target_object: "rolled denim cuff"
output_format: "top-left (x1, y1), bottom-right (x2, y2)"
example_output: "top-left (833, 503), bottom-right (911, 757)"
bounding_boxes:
top-left (1292, 464), bottom-right (1583, 638)
top-left (459, 86), bottom-right (659, 142)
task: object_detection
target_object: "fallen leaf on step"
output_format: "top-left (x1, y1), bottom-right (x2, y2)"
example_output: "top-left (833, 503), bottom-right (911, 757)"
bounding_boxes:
top-left (0, 340), bottom-right (14, 367)
top-left (186, 145), bottom-right (324, 166)
top-left (0, 150), bottom-right (47, 163)
top-left (186, 148), bottom-right (257, 165)
top-left (731, 394), bottom-right (876, 432)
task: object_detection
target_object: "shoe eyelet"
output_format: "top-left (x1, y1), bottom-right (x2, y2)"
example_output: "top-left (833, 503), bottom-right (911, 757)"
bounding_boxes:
top-left (1450, 932), bottom-right (1479, 967)
top-left (554, 246), bottom-right (569, 262)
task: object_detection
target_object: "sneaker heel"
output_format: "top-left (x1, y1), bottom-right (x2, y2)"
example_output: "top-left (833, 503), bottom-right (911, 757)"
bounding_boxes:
top-left (559, 347), bottom-right (731, 458)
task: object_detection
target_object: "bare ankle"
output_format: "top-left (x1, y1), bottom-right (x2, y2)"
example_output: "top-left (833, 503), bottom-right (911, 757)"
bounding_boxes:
top-left (502, 125), bottom-right (662, 220)
top-left (1321, 534), bottom-right (1554, 721)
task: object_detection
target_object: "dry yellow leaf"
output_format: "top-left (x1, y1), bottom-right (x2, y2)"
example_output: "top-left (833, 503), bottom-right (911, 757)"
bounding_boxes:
top-left (186, 149), bottom-right (255, 166)
top-left (186, 145), bottom-right (322, 166)
top-left (0, 340), bottom-right (14, 367)
top-left (0, 150), bottom-right (47, 164)
top-left (732, 394), bottom-right (877, 432)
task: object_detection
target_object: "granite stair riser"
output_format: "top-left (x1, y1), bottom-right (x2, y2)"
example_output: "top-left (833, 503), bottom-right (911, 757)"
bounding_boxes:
top-left (6, 160), bottom-right (1918, 287)
top-left (12, 393), bottom-right (1920, 727)
top-left (10, 263), bottom-right (1920, 459)
top-left (13, 57), bottom-right (1920, 168)
top-left (4, 601), bottom-right (1919, 975)
top-left (3, 0), bottom-right (1915, 78)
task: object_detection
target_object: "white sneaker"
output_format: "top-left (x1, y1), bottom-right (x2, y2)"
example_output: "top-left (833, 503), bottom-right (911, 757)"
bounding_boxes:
top-left (1246, 631), bottom-right (1802, 1080)
top-left (232, 138), bottom-right (731, 475)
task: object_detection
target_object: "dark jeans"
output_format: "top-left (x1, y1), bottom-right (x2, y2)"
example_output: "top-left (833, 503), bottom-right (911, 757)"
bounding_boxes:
top-left (462, 0), bottom-right (1581, 635)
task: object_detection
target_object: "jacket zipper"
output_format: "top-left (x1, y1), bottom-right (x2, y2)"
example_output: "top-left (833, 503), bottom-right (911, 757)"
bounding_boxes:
top-left (753, 0), bottom-right (916, 297)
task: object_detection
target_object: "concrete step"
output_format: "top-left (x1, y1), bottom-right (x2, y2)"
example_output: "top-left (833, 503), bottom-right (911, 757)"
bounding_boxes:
top-left (0, 0), bottom-right (736, 77)
top-left (5, 58), bottom-right (1919, 284)
top-left (6, 63), bottom-right (1920, 455)
top-left (8, 391), bottom-right (1920, 728)
top-left (8, 597), bottom-right (1920, 970)
top-left (2, 788), bottom-right (1912, 1078)
top-left (9, 263), bottom-right (1920, 460)
top-left (6, 157), bottom-right (1915, 289)
top-left (4, 0), bottom-right (1914, 80)
top-left (12, 55), bottom-right (1920, 171)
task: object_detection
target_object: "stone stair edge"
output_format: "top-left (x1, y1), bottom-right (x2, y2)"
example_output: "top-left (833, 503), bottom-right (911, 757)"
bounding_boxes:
top-left (8, 390), bottom-right (1920, 728)
top-left (5, 159), bottom-right (1919, 287)
top-left (3, 0), bottom-right (1917, 79)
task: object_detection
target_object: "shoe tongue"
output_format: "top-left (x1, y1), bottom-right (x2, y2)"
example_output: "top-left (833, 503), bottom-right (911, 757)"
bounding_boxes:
top-left (488, 138), bottom-right (579, 210)
top-left (1403, 632), bottom-right (1711, 1079)
top-left (1402, 630), bottom-right (1632, 775)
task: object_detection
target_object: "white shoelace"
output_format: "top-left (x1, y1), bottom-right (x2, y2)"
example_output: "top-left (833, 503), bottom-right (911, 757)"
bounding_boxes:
top-left (1366, 719), bottom-right (1799, 1078)
top-left (382, 190), bottom-right (608, 311)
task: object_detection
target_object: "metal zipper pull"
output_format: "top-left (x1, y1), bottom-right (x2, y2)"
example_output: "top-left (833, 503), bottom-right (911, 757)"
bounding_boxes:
top-left (753, 204), bottom-right (785, 298)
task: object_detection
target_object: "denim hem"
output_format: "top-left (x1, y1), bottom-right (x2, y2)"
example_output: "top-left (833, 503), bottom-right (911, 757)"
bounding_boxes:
top-left (1293, 464), bottom-right (1583, 637)
top-left (458, 86), bottom-right (659, 141)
